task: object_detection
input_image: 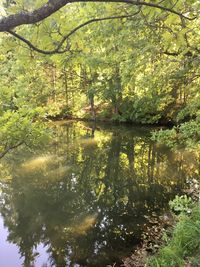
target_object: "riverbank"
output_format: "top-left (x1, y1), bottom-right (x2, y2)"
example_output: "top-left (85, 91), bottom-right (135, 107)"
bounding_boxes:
top-left (147, 203), bottom-right (200, 267)
top-left (47, 114), bottom-right (175, 128)
top-left (123, 179), bottom-right (200, 267)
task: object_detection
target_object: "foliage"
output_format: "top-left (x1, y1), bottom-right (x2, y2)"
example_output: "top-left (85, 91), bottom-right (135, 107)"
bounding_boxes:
top-left (0, 0), bottom-right (199, 130)
top-left (169, 195), bottom-right (193, 214)
top-left (152, 128), bottom-right (178, 147)
top-left (0, 107), bottom-right (50, 157)
top-left (152, 120), bottom-right (200, 150)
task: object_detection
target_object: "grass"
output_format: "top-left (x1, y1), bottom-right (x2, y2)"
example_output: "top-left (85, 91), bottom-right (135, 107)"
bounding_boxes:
top-left (147, 204), bottom-right (200, 267)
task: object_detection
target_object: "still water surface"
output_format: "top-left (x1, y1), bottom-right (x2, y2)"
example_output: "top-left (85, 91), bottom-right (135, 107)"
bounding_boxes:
top-left (0, 121), bottom-right (199, 267)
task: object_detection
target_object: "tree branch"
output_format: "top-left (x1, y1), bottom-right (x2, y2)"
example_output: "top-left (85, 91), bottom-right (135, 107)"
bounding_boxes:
top-left (7, 12), bottom-right (140, 55)
top-left (0, 0), bottom-right (196, 32)
top-left (0, 142), bottom-right (23, 159)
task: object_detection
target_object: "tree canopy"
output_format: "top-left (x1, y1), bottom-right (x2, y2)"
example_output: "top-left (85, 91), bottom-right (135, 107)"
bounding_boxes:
top-left (0, 0), bottom-right (198, 53)
top-left (0, 0), bottom-right (199, 155)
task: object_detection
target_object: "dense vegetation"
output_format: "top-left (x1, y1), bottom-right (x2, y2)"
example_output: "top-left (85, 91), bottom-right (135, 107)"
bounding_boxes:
top-left (0, 0), bottom-right (199, 156)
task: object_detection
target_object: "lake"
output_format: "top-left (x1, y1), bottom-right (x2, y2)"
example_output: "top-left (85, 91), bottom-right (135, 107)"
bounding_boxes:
top-left (0, 121), bottom-right (199, 267)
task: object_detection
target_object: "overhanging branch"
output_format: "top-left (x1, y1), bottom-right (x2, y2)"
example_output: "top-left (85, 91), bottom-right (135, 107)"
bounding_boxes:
top-left (0, 142), bottom-right (23, 159)
top-left (7, 12), bottom-right (140, 55)
top-left (0, 0), bottom-right (197, 32)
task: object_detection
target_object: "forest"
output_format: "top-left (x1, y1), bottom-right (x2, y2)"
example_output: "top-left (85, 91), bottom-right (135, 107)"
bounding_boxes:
top-left (0, 0), bottom-right (199, 267)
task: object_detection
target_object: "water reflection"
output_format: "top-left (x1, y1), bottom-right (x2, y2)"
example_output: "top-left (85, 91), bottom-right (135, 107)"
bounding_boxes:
top-left (0, 121), bottom-right (199, 267)
top-left (21, 155), bottom-right (55, 172)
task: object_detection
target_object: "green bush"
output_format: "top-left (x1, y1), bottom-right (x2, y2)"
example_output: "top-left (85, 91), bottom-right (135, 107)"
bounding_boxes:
top-left (169, 195), bottom-right (193, 214)
top-left (152, 120), bottom-right (200, 151)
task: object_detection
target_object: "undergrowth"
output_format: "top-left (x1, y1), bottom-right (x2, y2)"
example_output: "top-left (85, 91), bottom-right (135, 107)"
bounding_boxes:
top-left (147, 204), bottom-right (200, 267)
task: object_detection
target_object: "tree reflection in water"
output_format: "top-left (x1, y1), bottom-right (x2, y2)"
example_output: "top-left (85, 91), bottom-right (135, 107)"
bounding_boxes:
top-left (0, 122), bottom-right (199, 267)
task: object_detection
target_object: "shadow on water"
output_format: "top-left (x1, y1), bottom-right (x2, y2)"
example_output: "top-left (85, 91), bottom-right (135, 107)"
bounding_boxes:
top-left (0, 121), bottom-right (199, 267)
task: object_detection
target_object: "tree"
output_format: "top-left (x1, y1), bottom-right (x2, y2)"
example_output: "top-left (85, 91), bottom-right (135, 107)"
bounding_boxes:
top-left (0, 0), bottom-right (198, 54)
